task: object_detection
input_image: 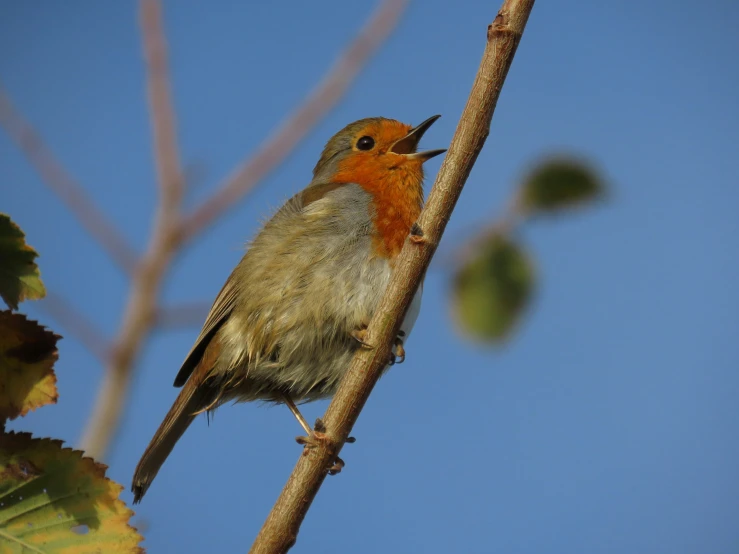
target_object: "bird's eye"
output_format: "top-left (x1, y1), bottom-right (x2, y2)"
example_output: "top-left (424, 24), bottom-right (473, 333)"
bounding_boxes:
top-left (356, 136), bottom-right (375, 151)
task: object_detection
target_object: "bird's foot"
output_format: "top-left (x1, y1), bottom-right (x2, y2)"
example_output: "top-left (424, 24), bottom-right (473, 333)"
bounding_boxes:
top-left (351, 326), bottom-right (373, 349)
top-left (409, 223), bottom-right (426, 244)
top-left (295, 417), bottom-right (330, 447)
top-left (295, 418), bottom-right (354, 475)
top-left (388, 331), bottom-right (406, 365)
top-left (328, 457), bottom-right (345, 475)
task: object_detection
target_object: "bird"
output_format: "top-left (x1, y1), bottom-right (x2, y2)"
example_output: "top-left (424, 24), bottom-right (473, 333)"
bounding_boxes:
top-left (131, 115), bottom-right (445, 503)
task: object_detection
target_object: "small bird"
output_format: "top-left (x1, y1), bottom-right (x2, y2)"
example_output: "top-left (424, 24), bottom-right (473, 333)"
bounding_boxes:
top-left (131, 115), bottom-right (445, 502)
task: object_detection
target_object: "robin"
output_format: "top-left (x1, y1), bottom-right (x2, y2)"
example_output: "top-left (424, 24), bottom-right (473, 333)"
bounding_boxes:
top-left (132, 115), bottom-right (445, 502)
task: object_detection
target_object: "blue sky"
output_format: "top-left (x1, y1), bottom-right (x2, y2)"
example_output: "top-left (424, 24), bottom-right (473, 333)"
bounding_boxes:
top-left (2, 1), bottom-right (738, 552)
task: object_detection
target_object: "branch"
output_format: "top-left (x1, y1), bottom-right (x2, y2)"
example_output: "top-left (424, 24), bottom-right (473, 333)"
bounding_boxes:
top-left (141, 0), bottom-right (184, 204)
top-left (0, 86), bottom-right (138, 273)
top-left (249, 1), bottom-right (536, 551)
top-left (154, 302), bottom-right (209, 328)
top-left (40, 292), bottom-right (111, 362)
top-left (178, 0), bottom-right (410, 243)
top-left (80, 0), bottom-right (184, 459)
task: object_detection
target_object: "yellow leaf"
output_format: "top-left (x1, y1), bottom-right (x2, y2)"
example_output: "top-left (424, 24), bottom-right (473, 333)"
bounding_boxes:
top-left (0, 312), bottom-right (59, 421)
top-left (0, 432), bottom-right (144, 553)
top-left (0, 214), bottom-right (46, 311)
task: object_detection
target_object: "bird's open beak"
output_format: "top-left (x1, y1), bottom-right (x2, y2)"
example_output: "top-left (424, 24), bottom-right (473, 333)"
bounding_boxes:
top-left (390, 115), bottom-right (446, 161)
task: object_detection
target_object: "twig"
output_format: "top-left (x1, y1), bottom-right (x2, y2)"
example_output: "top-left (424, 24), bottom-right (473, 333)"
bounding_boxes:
top-left (178, 0), bottom-right (410, 243)
top-left (0, 86), bottom-right (138, 273)
top-left (41, 292), bottom-right (111, 362)
top-left (78, 0), bottom-right (407, 460)
top-left (80, 0), bottom-right (184, 459)
top-left (248, 1), bottom-right (536, 551)
top-left (154, 302), bottom-right (209, 328)
top-left (141, 0), bottom-right (184, 203)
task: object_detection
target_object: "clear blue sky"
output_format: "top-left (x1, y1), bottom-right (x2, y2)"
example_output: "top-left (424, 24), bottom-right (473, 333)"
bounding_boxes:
top-left (2, 1), bottom-right (738, 552)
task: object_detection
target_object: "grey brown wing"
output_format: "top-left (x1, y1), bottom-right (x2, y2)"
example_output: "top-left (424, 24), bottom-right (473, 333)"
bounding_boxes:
top-left (172, 275), bottom-right (238, 387)
top-left (171, 192), bottom-right (311, 387)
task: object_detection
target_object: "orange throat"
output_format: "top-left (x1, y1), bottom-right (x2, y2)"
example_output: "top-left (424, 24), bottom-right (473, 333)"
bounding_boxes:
top-left (367, 173), bottom-right (423, 259)
top-left (334, 155), bottom-right (424, 260)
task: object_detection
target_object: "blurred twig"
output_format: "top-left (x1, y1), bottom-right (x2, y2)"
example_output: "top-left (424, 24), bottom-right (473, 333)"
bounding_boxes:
top-left (142, 0), bottom-right (184, 205)
top-left (249, 1), bottom-right (536, 551)
top-left (155, 302), bottom-right (209, 328)
top-left (79, 0), bottom-right (186, 458)
top-left (0, 87), bottom-right (138, 273)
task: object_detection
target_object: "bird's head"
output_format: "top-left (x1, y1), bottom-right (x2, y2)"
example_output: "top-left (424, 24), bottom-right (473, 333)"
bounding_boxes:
top-left (307, 115), bottom-right (445, 259)
top-left (312, 115), bottom-right (445, 187)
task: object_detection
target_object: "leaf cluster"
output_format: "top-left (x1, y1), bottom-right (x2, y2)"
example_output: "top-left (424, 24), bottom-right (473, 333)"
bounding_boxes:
top-left (0, 214), bottom-right (143, 553)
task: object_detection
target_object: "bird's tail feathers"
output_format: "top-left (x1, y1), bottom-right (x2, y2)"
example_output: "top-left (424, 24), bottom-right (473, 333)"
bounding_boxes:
top-left (131, 378), bottom-right (217, 503)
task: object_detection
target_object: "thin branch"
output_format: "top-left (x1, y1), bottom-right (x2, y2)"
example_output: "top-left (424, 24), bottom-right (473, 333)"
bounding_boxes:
top-left (0, 86), bottom-right (138, 273)
top-left (80, 0), bottom-right (185, 459)
top-left (40, 292), bottom-right (111, 362)
top-left (178, 0), bottom-right (410, 243)
top-left (140, 0), bottom-right (184, 204)
top-left (249, 2), bottom-right (536, 551)
top-left (154, 302), bottom-right (209, 328)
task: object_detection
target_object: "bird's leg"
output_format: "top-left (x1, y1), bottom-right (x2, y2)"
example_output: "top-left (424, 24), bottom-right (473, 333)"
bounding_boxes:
top-left (285, 395), bottom-right (329, 446)
top-left (283, 394), bottom-right (353, 475)
top-left (283, 393), bottom-right (313, 436)
top-left (386, 330), bottom-right (406, 366)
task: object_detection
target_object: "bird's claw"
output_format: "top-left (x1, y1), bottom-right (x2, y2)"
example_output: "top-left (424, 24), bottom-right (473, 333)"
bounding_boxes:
top-left (353, 326), bottom-right (406, 365)
top-left (351, 327), bottom-right (373, 349)
top-left (409, 223), bottom-right (425, 244)
top-left (388, 332), bottom-right (406, 365)
top-left (328, 457), bottom-right (345, 475)
top-left (295, 418), bottom-right (353, 475)
top-left (295, 418), bottom-right (328, 447)
top-left (295, 432), bottom-right (327, 447)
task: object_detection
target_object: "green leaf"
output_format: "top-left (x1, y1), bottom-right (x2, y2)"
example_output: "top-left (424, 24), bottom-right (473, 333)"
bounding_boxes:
top-left (452, 234), bottom-right (535, 343)
top-left (0, 311), bottom-right (60, 422)
top-left (0, 214), bottom-right (46, 310)
top-left (520, 159), bottom-right (603, 214)
top-left (0, 432), bottom-right (144, 553)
